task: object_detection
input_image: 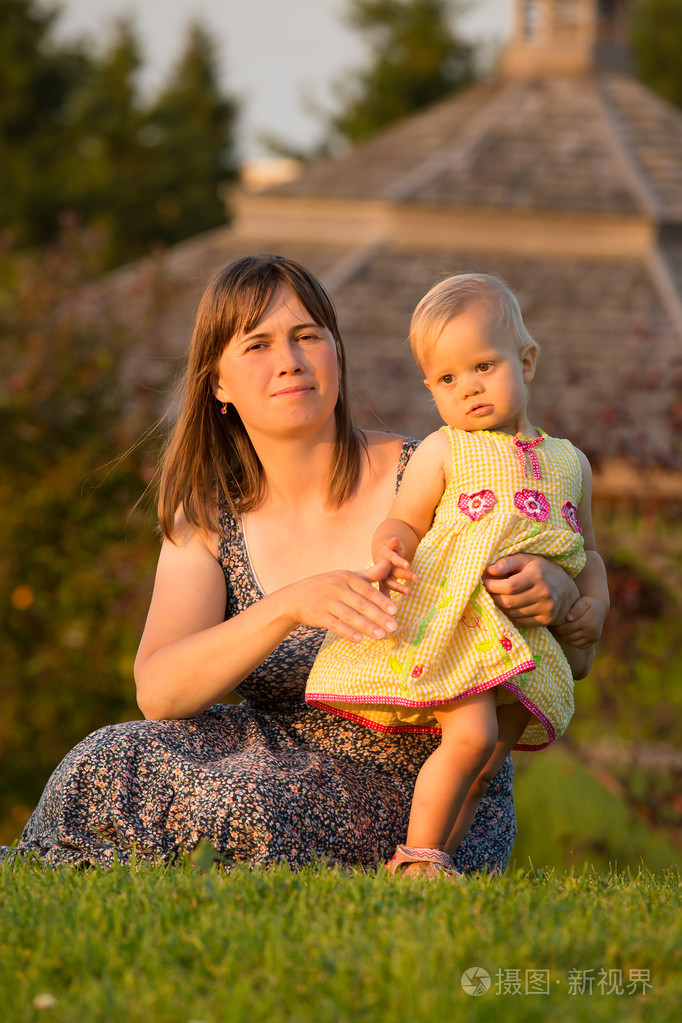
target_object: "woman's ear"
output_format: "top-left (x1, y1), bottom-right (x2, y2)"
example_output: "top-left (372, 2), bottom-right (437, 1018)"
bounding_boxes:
top-left (212, 375), bottom-right (231, 405)
top-left (521, 345), bottom-right (538, 383)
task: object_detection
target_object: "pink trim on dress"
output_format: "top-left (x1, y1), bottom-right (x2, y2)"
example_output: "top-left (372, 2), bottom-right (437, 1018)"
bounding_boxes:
top-left (310, 703), bottom-right (442, 735)
top-left (308, 666), bottom-right (556, 750)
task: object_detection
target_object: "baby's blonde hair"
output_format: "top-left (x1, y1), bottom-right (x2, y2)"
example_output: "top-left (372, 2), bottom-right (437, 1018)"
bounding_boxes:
top-left (409, 272), bottom-right (539, 371)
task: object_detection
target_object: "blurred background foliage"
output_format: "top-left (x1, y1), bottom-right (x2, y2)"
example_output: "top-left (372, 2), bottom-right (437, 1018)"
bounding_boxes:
top-left (513, 503), bottom-right (682, 869)
top-left (0, 226), bottom-right (168, 841)
top-left (0, 0), bottom-right (238, 268)
top-left (631, 0), bottom-right (682, 110)
top-left (263, 0), bottom-right (477, 159)
top-left (1, 0), bottom-right (682, 861)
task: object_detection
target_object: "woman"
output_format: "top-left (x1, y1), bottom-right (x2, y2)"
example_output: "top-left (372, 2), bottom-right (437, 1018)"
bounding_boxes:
top-left (15, 255), bottom-right (580, 870)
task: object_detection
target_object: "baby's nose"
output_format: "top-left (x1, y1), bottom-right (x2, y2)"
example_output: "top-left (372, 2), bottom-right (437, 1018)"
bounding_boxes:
top-left (461, 376), bottom-right (482, 397)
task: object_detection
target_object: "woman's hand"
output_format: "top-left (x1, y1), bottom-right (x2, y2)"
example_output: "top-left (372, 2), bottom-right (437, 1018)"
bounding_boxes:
top-left (482, 554), bottom-right (579, 627)
top-left (135, 520), bottom-right (408, 720)
top-left (283, 562), bottom-right (404, 643)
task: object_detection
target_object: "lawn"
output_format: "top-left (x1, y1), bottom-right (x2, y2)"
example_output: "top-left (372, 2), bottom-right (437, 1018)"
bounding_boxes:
top-left (1, 854), bottom-right (679, 1022)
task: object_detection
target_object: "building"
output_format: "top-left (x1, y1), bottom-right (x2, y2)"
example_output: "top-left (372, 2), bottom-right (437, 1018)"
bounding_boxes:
top-left (111, 0), bottom-right (682, 502)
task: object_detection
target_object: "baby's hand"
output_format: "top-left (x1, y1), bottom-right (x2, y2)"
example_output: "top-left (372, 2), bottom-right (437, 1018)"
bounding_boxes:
top-left (553, 596), bottom-right (607, 649)
top-left (373, 537), bottom-right (416, 597)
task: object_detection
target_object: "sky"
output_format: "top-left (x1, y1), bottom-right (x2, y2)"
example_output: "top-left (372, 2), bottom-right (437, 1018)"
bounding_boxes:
top-left (50, 0), bottom-right (512, 160)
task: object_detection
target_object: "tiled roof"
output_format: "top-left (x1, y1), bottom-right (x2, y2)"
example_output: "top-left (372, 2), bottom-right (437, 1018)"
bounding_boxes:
top-left (268, 81), bottom-right (501, 202)
top-left (328, 244), bottom-right (681, 471)
top-left (266, 73), bottom-right (682, 221)
top-left (597, 76), bottom-right (682, 219)
top-left (105, 226), bottom-right (680, 474)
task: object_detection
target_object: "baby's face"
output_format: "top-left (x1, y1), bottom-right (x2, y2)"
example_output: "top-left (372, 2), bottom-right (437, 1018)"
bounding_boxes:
top-left (421, 302), bottom-right (537, 436)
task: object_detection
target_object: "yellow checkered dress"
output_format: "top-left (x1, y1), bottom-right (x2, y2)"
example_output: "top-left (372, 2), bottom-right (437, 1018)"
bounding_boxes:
top-left (306, 427), bottom-right (586, 750)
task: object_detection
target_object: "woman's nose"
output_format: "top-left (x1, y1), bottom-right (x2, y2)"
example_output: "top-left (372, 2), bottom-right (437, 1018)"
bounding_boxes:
top-left (277, 340), bottom-right (305, 374)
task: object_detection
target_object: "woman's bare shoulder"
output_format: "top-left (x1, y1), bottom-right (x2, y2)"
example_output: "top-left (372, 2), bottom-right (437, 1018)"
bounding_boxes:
top-left (362, 430), bottom-right (410, 470)
top-left (168, 503), bottom-right (222, 560)
top-left (362, 430), bottom-right (410, 455)
top-left (363, 429), bottom-right (406, 445)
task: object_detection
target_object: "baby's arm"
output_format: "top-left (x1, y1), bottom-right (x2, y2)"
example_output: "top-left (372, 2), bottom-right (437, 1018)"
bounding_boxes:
top-left (553, 450), bottom-right (609, 657)
top-left (562, 551), bottom-right (610, 647)
top-left (372, 430), bottom-right (449, 593)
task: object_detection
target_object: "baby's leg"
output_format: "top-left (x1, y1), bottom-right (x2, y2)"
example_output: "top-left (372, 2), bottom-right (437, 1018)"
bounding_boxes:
top-left (405, 691), bottom-right (498, 851)
top-left (444, 700), bottom-right (532, 858)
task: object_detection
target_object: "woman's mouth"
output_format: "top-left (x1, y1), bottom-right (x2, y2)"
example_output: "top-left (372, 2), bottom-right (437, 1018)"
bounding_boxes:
top-left (272, 385), bottom-right (314, 397)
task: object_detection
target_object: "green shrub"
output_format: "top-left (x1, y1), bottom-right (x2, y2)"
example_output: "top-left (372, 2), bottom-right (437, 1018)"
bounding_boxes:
top-left (0, 229), bottom-right (169, 840)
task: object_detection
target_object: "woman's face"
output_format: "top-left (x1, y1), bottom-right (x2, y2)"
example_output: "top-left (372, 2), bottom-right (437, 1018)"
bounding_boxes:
top-left (214, 286), bottom-right (340, 442)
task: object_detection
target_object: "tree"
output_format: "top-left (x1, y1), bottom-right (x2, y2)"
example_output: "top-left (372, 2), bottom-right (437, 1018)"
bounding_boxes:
top-left (139, 23), bottom-right (239, 249)
top-left (0, 0), bottom-right (90, 246)
top-left (0, 226), bottom-right (165, 839)
top-left (69, 19), bottom-right (238, 265)
top-left (631, 0), bottom-right (682, 110)
top-left (64, 18), bottom-right (148, 265)
top-left (0, 0), bottom-right (239, 266)
top-left (327, 0), bottom-right (475, 147)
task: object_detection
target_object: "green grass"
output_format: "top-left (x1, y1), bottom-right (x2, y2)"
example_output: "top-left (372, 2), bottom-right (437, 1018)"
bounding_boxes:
top-left (1, 856), bottom-right (680, 1022)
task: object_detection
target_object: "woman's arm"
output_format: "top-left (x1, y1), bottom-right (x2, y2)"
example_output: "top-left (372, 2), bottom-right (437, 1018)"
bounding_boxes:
top-left (135, 512), bottom-right (402, 721)
top-left (553, 451), bottom-right (610, 650)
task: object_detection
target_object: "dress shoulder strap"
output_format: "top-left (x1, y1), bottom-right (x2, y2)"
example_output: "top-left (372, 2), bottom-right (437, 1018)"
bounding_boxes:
top-left (438, 424), bottom-right (461, 473)
top-left (547, 435), bottom-right (584, 501)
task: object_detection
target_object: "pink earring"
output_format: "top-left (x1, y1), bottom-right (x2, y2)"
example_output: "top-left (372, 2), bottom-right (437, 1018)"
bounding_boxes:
top-left (220, 403), bottom-right (227, 414)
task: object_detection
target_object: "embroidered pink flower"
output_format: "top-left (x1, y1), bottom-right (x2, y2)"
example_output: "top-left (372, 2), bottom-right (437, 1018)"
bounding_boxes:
top-left (411, 665), bottom-right (426, 678)
top-left (458, 489), bottom-right (497, 521)
top-left (514, 489), bottom-right (551, 522)
top-left (500, 636), bottom-right (513, 651)
top-left (561, 501), bottom-right (582, 533)
top-left (459, 607), bottom-right (481, 629)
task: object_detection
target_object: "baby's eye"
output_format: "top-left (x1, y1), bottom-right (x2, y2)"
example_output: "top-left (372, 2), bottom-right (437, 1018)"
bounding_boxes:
top-left (476, 362), bottom-right (493, 373)
top-left (440, 374), bottom-right (454, 385)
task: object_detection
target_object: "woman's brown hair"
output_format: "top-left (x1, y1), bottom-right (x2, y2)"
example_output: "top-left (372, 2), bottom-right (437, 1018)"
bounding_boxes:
top-left (158, 254), bottom-right (363, 540)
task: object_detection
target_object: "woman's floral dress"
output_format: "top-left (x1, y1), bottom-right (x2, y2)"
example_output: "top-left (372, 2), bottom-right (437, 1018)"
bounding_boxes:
top-left (12, 441), bottom-right (516, 872)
